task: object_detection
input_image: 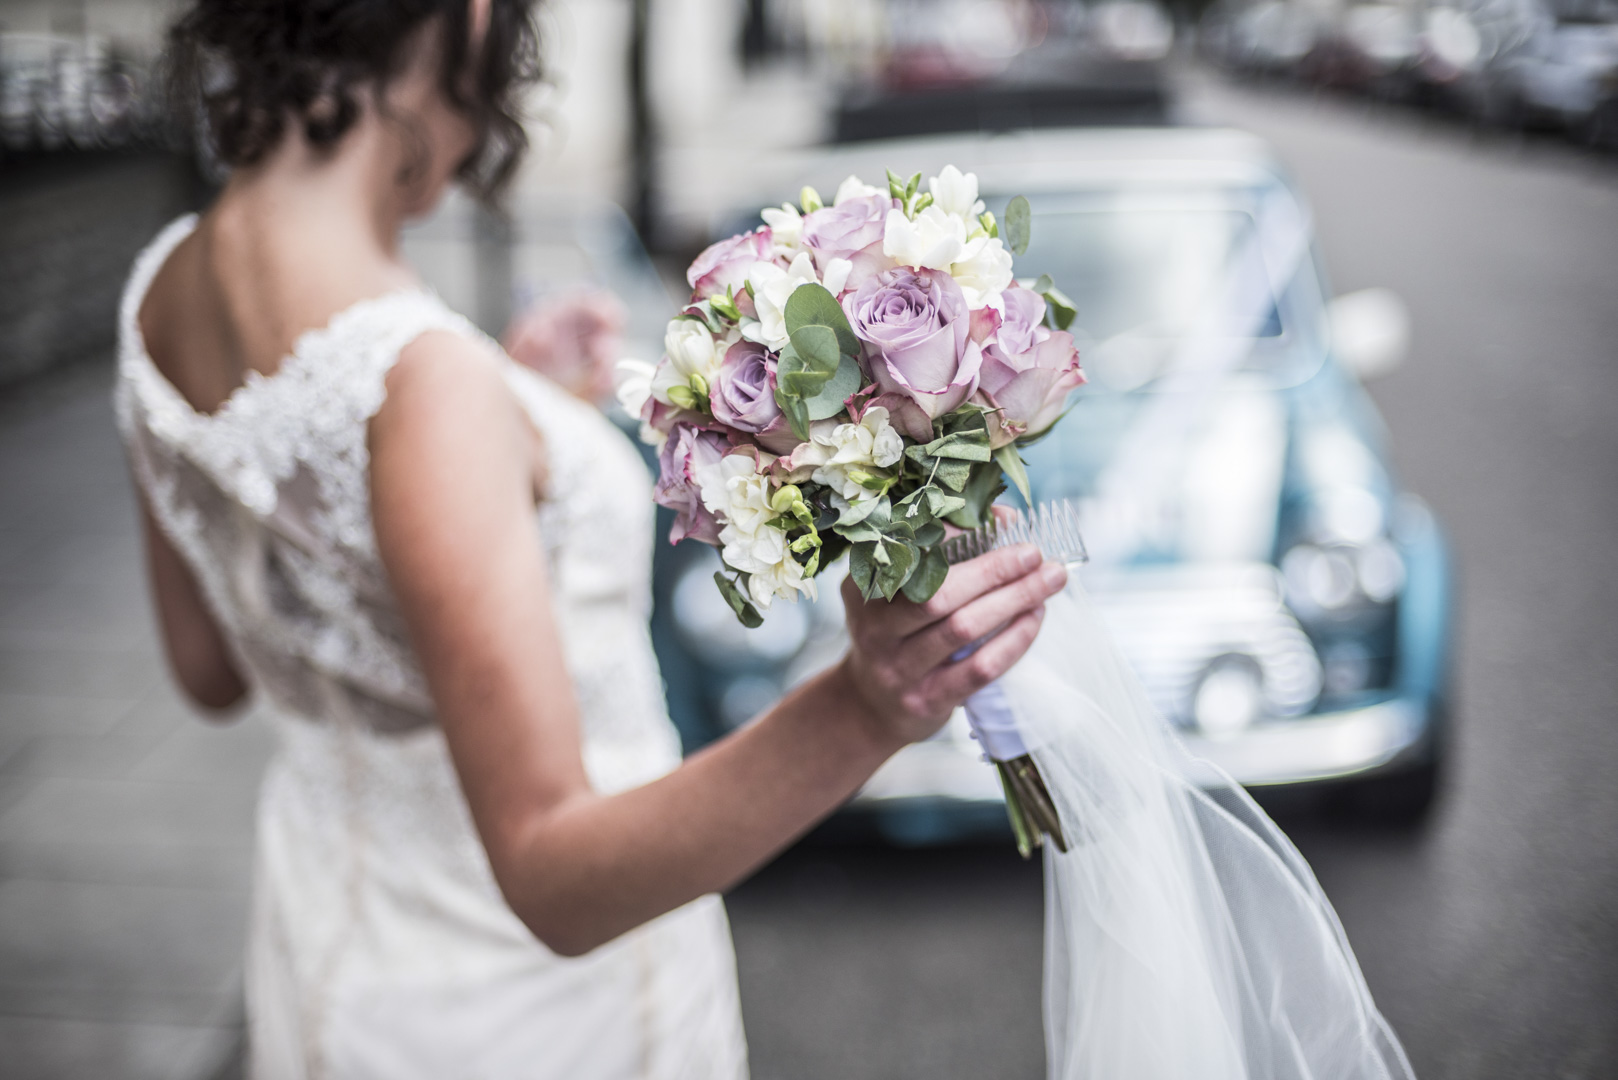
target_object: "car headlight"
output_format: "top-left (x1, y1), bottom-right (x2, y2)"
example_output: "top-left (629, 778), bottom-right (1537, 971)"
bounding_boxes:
top-left (1426, 8), bottom-right (1486, 72)
top-left (1192, 654), bottom-right (1266, 738)
top-left (1281, 537), bottom-right (1405, 617)
top-left (671, 553), bottom-right (810, 665)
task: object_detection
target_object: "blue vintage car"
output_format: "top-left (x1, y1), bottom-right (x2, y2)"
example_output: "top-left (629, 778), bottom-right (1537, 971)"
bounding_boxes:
top-left (649, 127), bottom-right (1453, 842)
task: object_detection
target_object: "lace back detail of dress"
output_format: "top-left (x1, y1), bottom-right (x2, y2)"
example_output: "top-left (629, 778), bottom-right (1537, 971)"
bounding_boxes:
top-left (115, 215), bottom-right (682, 792)
top-left (116, 214), bottom-right (492, 732)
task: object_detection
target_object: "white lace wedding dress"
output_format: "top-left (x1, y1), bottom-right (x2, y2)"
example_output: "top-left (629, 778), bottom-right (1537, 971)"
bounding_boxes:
top-left (116, 216), bottom-right (749, 1080)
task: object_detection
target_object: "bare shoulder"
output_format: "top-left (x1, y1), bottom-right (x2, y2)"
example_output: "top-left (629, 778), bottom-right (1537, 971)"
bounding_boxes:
top-left (370, 329), bottom-right (540, 527)
top-left (375, 330), bottom-right (521, 449)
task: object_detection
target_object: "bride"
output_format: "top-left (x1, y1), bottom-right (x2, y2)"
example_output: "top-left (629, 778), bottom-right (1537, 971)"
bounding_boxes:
top-left (118, 1), bottom-right (1066, 1077)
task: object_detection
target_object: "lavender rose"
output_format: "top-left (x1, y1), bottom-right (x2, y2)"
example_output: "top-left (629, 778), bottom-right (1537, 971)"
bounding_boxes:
top-left (687, 229), bottom-right (773, 301)
top-left (708, 341), bottom-right (798, 454)
top-left (655, 425), bottom-right (728, 544)
top-left (843, 266), bottom-right (982, 419)
top-left (801, 194), bottom-right (890, 266)
top-left (977, 287), bottom-right (1085, 447)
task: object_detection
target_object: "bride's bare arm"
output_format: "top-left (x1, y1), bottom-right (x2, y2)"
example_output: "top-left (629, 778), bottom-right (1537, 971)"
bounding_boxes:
top-left (137, 498), bottom-right (249, 713)
top-left (371, 334), bottom-right (1065, 957)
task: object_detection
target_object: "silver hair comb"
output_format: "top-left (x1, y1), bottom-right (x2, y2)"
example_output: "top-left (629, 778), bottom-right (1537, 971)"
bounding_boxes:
top-left (941, 499), bottom-right (1089, 569)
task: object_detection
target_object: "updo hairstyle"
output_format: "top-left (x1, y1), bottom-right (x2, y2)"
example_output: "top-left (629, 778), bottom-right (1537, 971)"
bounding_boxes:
top-left (167, 0), bottom-right (541, 202)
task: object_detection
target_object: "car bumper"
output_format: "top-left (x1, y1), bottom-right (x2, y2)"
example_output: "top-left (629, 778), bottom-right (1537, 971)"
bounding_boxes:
top-left (851, 692), bottom-right (1434, 817)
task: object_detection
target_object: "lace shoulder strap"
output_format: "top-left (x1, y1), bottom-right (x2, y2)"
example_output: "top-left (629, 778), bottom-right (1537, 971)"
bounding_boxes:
top-left (231, 290), bottom-right (491, 555)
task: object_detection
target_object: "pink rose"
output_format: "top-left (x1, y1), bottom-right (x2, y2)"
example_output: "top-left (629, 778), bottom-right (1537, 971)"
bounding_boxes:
top-left (977, 287), bottom-right (1085, 447)
top-left (843, 265), bottom-right (981, 419)
top-left (801, 195), bottom-right (890, 266)
top-left (708, 341), bottom-right (799, 454)
top-left (687, 229), bottom-right (773, 300)
top-left (654, 425), bottom-right (728, 544)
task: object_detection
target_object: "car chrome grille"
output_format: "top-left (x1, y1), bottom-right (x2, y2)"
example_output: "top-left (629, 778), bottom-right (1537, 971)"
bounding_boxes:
top-left (1085, 563), bottom-right (1323, 727)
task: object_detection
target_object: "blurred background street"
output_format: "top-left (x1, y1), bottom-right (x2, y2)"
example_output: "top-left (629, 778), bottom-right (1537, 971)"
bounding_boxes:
top-left (2, 0), bottom-right (1616, 1077)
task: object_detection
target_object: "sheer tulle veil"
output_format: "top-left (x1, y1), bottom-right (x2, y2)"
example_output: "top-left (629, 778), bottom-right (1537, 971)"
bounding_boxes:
top-left (998, 578), bottom-right (1415, 1080)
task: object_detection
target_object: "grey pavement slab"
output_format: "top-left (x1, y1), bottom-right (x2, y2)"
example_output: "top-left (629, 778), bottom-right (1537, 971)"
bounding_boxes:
top-left (0, 361), bottom-right (269, 1080)
top-left (0, 1014), bottom-right (237, 1080)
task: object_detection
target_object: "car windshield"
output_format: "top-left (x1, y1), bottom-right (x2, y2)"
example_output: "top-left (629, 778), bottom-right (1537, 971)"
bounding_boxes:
top-left (988, 184), bottom-right (1329, 529)
top-left (1001, 186), bottom-right (1323, 396)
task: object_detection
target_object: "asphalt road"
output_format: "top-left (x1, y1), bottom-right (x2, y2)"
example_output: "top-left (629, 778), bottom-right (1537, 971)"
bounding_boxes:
top-left (726, 77), bottom-right (1618, 1080)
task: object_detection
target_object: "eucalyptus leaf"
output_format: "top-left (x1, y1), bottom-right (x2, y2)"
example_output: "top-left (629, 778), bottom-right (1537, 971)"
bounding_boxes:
top-left (837, 520), bottom-right (885, 545)
top-left (928, 488), bottom-right (967, 517)
top-left (1005, 195), bottom-right (1032, 257)
top-left (894, 485), bottom-right (934, 523)
top-left (875, 539), bottom-right (917, 600)
top-left (786, 324), bottom-right (841, 382)
top-left (946, 462), bottom-right (1006, 529)
top-left (901, 545), bottom-right (949, 603)
top-left (929, 436), bottom-right (992, 463)
top-left (913, 522), bottom-right (947, 548)
top-left (850, 543), bottom-right (876, 596)
top-left (714, 572), bottom-right (763, 629)
top-left (933, 458), bottom-right (974, 492)
top-left (776, 387), bottom-right (811, 442)
top-left (784, 284), bottom-right (860, 357)
top-left (804, 352), bottom-right (862, 421)
top-left (836, 494), bottom-right (883, 527)
top-left (1043, 284), bottom-right (1077, 331)
top-left (995, 444), bottom-right (1032, 504)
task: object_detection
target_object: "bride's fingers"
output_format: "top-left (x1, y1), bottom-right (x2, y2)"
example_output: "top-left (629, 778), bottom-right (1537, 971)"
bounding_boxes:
top-left (900, 559), bottom-right (1067, 673)
top-left (875, 544), bottom-right (1045, 638)
top-left (918, 606), bottom-right (1047, 710)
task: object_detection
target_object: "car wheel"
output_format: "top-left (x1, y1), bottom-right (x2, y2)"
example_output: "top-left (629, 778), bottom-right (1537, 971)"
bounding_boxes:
top-left (1582, 98), bottom-right (1618, 152)
top-left (1339, 757), bottom-right (1440, 824)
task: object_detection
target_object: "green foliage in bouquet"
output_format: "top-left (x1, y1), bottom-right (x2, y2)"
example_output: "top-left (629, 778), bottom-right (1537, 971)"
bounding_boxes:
top-left (635, 165), bottom-right (1087, 628)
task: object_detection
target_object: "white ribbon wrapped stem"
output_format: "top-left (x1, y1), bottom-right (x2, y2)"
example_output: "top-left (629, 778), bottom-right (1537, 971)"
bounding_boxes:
top-left (952, 636), bottom-right (1029, 761)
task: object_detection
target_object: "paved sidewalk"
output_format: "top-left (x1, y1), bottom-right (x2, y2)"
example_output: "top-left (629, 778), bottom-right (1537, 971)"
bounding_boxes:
top-left (0, 360), bottom-right (269, 1080)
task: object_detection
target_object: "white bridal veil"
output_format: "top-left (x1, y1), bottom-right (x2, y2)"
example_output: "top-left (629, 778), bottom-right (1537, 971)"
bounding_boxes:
top-left (998, 580), bottom-right (1415, 1080)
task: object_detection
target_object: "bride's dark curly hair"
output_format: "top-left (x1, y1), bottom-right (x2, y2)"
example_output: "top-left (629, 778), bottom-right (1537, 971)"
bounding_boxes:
top-left (167, 0), bottom-right (542, 202)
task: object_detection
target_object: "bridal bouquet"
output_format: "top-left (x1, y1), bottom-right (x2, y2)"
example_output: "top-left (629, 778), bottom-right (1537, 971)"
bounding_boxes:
top-left (618, 166), bottom-right (1084, 628)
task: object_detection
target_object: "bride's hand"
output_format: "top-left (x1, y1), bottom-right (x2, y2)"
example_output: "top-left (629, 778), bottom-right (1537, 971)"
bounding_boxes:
top-left (837, 544), bottom-right (1067, 745)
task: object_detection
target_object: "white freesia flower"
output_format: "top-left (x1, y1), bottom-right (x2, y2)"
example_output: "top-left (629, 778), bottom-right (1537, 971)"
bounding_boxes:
top-left (950, 236), bottom-right (1015, 310)
top-left (791, 407), bottom-right (905, 502)
top-left (613, 358), bottom-right (667, 445)
top-left (834, 175), bottom-right (887, 206)
top-left (761, 203), bottom-right (804, 256)
top-left (695, 452), bottom-right (776, 536)
top-left (883, 205), bottom-right (967, 271)
top-left (665, 318), bottom-right (721, 379)
top-left (746, 544), bottom-right (817, 606)
top-left (743, 252), bottom-right (821, 350)
top-left (693, 452), bottom-right (814, 608)
top-left (928, 165), bottom-right (986, 221)
top-left (652, 319), bottom-right (728, 404)
top-left (614, 358), bottom-right (654, 416)
top-left (722, 523), bottom-right (817, 607)
top-left (820, 256), bottom-right (852, 297)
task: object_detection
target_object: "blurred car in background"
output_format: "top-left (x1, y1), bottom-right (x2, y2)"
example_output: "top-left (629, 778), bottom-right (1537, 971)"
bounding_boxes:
top-left (1201, 0), bottom-right (1326, 76)
top-left (1482, 0), bottom-right (1618, 141)
top-left (0, 32), bottom-right (164, 154)
top-left (1201, 0), bottom-right (1618, 147)
top-left (654, 127), bottom-right (1453, 844)
top-left (834, 0), bottom-right (1175, 142)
